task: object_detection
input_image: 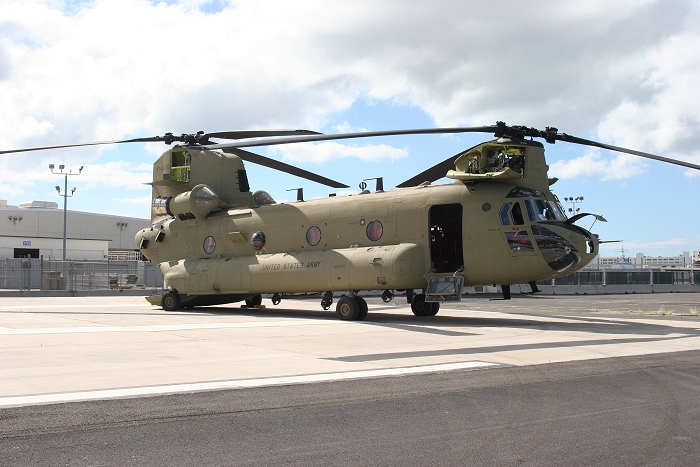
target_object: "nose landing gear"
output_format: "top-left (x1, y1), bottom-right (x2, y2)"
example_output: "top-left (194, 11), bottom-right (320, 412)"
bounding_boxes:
top-left (410, 293), bottom-right (440, 316)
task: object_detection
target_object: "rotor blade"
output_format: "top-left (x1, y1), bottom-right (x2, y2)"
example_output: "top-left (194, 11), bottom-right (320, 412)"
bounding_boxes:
top-left (555, 133), bottom-right (700, 171)
top-left (222, 147), bottom-right (350, 189)
top-left (0, 130), bottom-right (323, 154)
top-left (396, 149), bottom-right (473, 188)
top-left (0, 136), bottom-right (164, 155)
top-left (204, 129), bottom-right (321, 140)
top-left (206, 126), bottom-right (499, 150)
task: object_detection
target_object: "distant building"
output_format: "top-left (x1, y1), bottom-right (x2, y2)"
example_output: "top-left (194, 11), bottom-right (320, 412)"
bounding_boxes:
top-left (0, 199), bottom-right (149, 260)
top-left (587, 249), bottom-right (697, 269)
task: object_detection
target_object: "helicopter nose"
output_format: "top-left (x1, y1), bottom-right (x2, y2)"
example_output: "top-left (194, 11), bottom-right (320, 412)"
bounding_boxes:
top-left (531, 224), bottom-right (583, 273)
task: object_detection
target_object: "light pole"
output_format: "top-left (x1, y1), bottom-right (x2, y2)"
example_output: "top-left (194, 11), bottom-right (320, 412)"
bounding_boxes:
top-left (49, 164), bottom-right (83, 261)
top-left (116, 222), bottom-right (128, 249)
top-left (563, 196), bottom-right (584, 217)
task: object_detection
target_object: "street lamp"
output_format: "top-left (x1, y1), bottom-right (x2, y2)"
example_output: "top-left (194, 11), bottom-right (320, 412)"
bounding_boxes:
top-left (563, 196), bottom-right (584, 216)
top-left (116, 222), bottom-right (129, 249)
top-left (50, 164), bottom-right (83, 261)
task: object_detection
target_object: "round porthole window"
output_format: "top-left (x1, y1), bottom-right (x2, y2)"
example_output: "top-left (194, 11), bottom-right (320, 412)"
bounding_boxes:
top-left (203, 236), bottom-right (216, 254)
top-left (306, 226), bottom-right (321, 246)
top-left (251, 231), bottom-right (266, 250)
top-left (366, 220), bottom-right (383, 241)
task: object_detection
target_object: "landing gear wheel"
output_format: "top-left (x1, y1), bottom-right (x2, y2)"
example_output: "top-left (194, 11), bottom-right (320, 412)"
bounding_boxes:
top-left (428, 302), bottom-right (440, 316)
top-left (245, 294), bottom-right (262, 307)
top-left (271, 294), bottom-right (282, 306)
top-left (162, 291), bottom-right (180, 311)
top-left (336, 296), bottom-right (359, 320)
top-left (411, 294), bottom-right (431, 316)
top-left (355, 296), bottom-right (368, 321)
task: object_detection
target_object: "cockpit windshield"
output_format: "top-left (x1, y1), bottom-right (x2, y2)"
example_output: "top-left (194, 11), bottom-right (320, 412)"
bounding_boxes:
top-left (525, 199), bottom-right (567, 222)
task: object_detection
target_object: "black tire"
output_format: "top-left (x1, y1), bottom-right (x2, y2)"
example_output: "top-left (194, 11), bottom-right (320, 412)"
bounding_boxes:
top-left (411, 294), bottom-right (431, 316)
top-left (428, 302), bottom-right (440, 316)
top-left (355, 296), bottom-right (368, 321)
top-left (245, 294), bottom-right (262, 307)
top-left (336, 296), bottom-right (359, 320)
top-left (162, 291), bottom-right (180, 311)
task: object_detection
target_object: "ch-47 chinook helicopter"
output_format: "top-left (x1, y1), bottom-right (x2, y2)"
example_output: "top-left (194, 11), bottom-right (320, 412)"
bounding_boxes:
top-left (3, 122), bottom-right (699, 320)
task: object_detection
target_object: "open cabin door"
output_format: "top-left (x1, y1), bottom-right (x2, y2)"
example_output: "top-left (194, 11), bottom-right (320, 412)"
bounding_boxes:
top-left (429, 204), bottom-right (464, 273)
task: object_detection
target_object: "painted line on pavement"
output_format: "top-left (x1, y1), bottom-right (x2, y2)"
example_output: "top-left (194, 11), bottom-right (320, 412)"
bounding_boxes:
top-left (0, 361), bottom-right (498, 407)
top-left (0, 304), bottom-right (149, 310)
top-left (0, 320), bottom-right (338, 335)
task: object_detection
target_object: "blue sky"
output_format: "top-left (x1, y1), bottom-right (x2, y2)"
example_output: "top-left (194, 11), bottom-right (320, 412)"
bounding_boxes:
top-left (1, 0), bottom-right (698, 257)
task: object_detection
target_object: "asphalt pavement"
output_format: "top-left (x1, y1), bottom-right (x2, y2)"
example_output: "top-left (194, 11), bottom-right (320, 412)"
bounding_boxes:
top-left (1, 293), bottom-right (700, 465)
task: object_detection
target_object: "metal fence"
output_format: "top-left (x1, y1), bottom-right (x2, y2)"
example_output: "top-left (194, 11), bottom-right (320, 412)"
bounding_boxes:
top-left (0, 258), bottom-right (163, 291)
top-left (538, 269), bottom-right (699, 286)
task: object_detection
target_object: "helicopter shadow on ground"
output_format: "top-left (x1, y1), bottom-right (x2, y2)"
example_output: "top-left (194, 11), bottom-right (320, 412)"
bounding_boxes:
top-left (175, 303), bottom-right (700, 341)
top-left (326, 334), bottom-right (686, 363)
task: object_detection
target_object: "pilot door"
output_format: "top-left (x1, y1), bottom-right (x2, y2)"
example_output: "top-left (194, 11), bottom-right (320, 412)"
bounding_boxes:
top-left (429, 204), bottom-right (464, 273)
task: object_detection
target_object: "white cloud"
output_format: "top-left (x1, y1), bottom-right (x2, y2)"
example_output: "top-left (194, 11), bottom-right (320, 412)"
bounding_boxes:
top-left (269, 142), bottom-right (408, 164)
top-left (1, 0), bottom-right (699, 179)
top-left (333, 121), bottom-right (367, 133)
top-left (79, 161), bottom-right (152, 190)
top-left (116, 195), bottom-right (151, 205)
top-left (1, 160), bottom-right (152, 195)
top-left (549, 149), bottom-right (648, 180)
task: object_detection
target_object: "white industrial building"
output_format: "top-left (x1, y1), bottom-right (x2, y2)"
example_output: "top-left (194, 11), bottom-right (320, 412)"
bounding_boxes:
top-left (0, 199), bottom-right (149, 260)
top-left (587, 250), bottom-right (699, 269)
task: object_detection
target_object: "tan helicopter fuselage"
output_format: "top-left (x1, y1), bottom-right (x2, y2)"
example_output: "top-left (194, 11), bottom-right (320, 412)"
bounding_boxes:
top-left (135, 141), bottom-right (599, 302)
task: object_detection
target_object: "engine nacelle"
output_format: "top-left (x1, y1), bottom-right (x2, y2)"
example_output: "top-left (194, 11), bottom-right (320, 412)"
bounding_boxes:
top-left (152, 184), bottom-right (221, 220)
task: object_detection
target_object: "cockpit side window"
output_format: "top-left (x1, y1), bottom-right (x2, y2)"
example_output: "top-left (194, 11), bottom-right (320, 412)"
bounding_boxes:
top-left (499, 202), bottom-right (525, 226)
top-left (511, 202), bottom-right (525, 225)
top-left (499, 203), bottom-right (511, 226)
top-left (525, 199), bottom-right (567, 222)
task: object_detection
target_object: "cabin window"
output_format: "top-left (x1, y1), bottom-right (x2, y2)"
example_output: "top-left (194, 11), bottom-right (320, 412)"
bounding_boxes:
top-left (366, 220), bottom-right (383, 241)
top-left (203, 236), bottom-right (216, 254)
top-left (251, 231), bottom-right (266, 250)
top-left (306, 226), bottom-right (322, 246)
